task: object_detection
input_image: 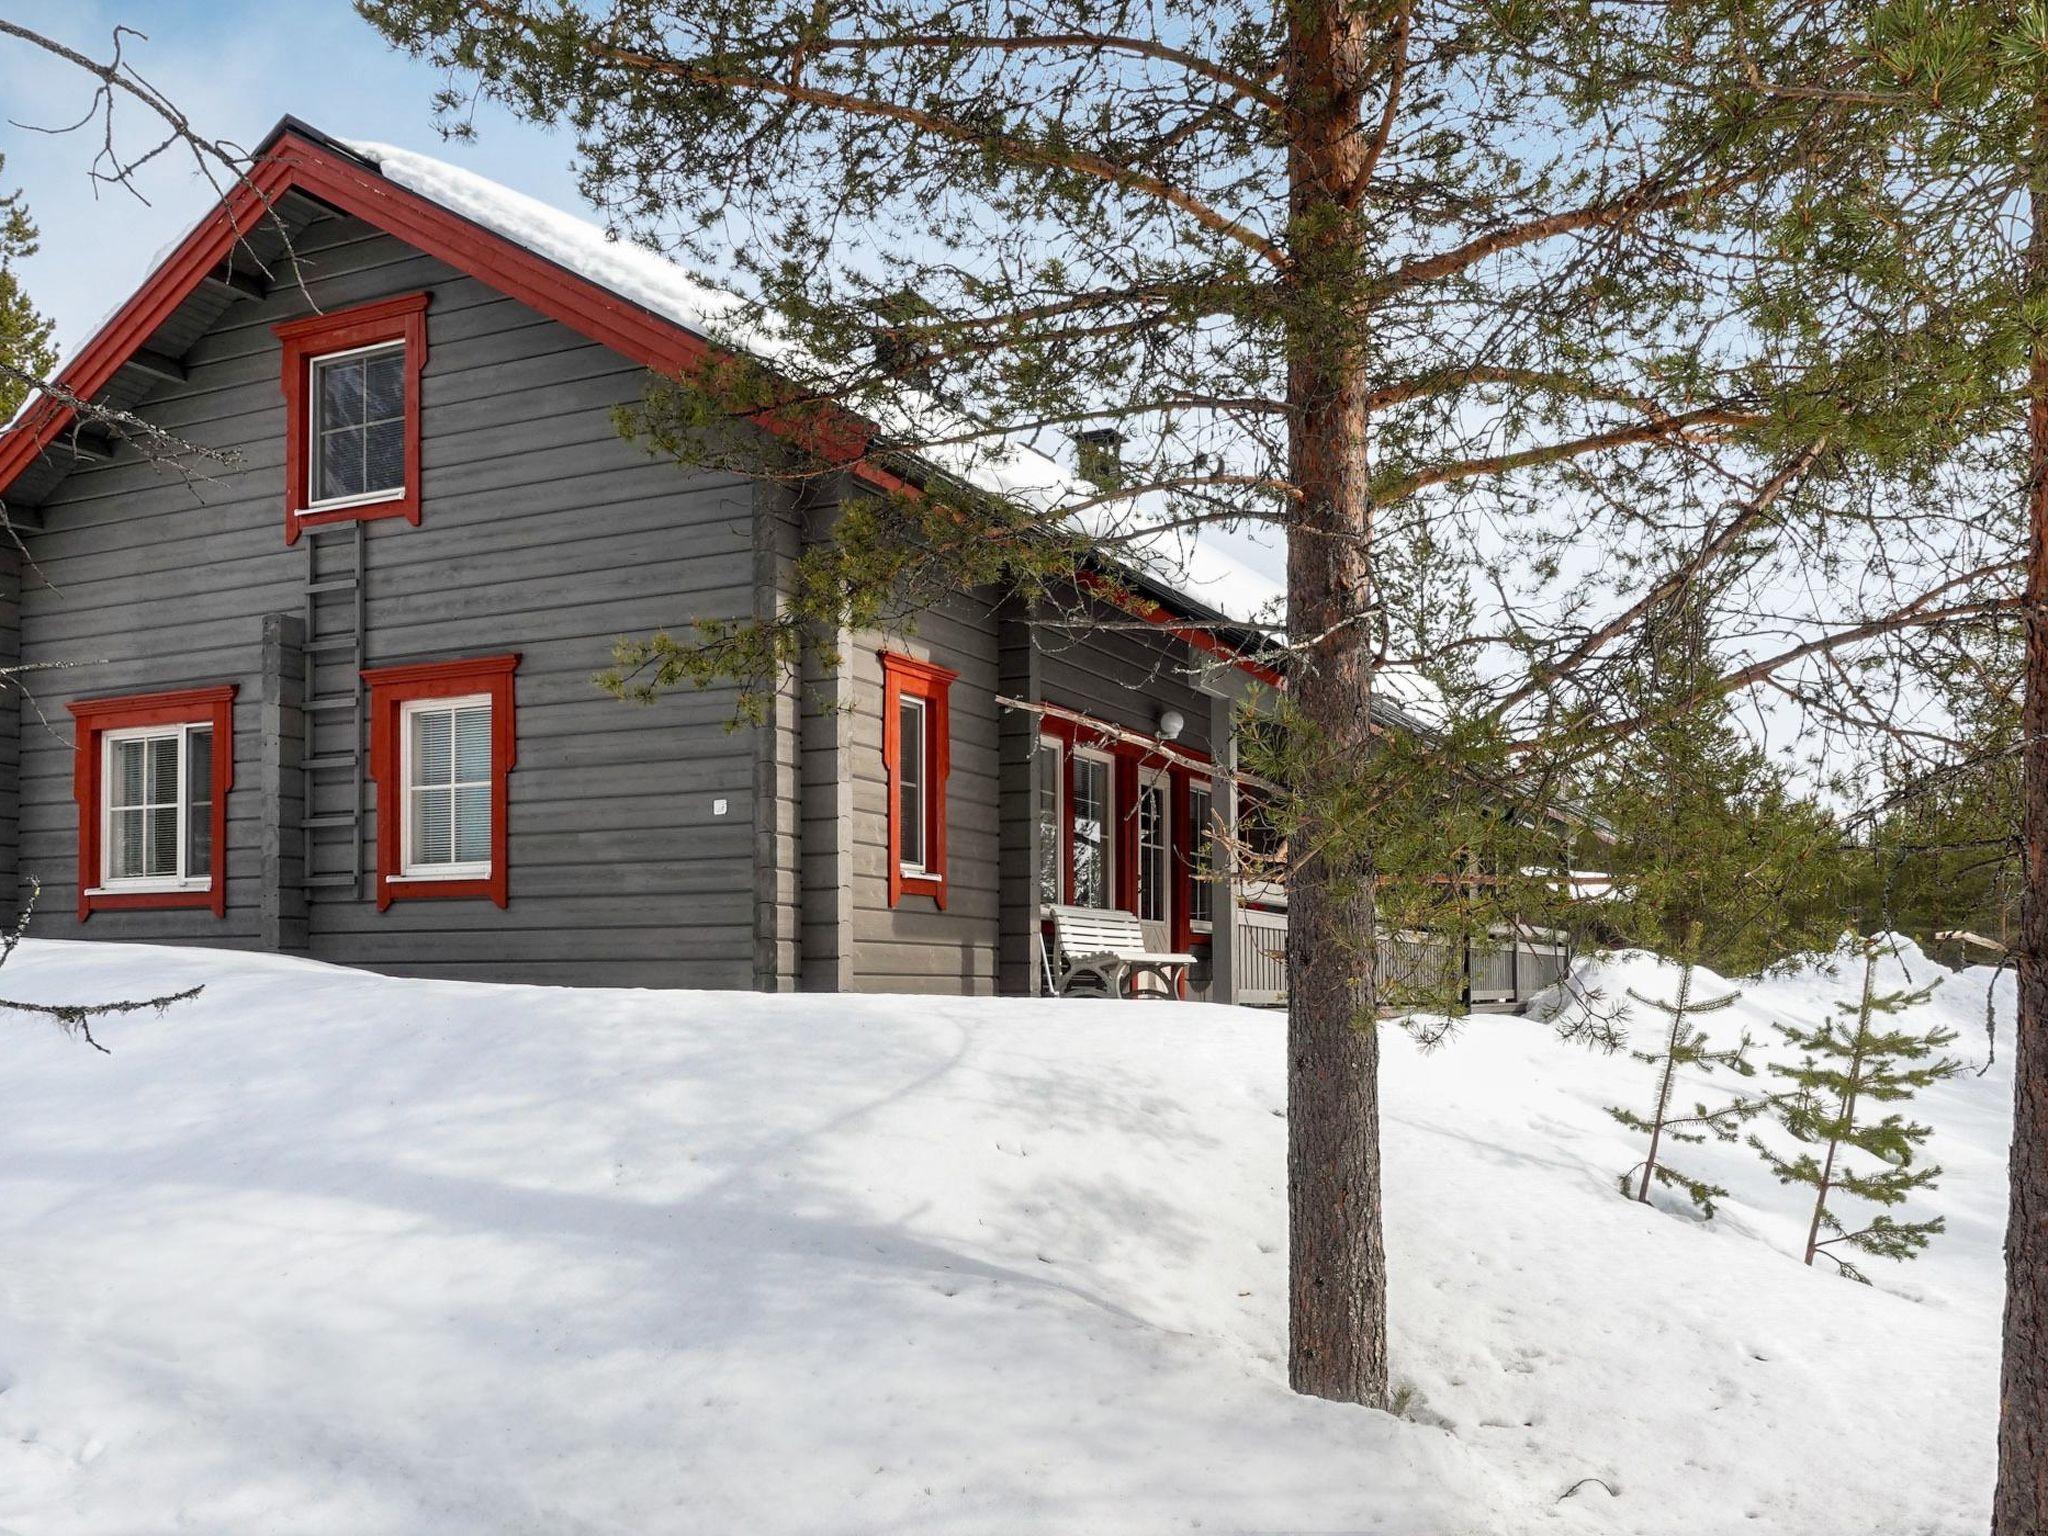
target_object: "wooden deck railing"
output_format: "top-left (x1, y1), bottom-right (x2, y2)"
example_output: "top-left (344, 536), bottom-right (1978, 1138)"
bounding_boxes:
top-left (1231, 907), bottom-right (1569, 1011)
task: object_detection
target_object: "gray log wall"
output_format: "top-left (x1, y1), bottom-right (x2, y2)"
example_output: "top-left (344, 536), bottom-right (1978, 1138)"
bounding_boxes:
top-left (4, 207), bottom-right (1263, 999)
top-left (10, 214), bottom-right (762, 986)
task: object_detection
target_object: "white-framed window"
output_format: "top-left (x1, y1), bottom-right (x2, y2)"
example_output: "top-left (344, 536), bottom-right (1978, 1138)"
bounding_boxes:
top-left (399, 694), bottom-right (493, 879)
top-left (1137, 769), bottom-right (1171, 926)
top-left (100, 721), bottom-right (214, 890)
top-left (1188, 784), bottom-right (1215, 931)
top-left (1071, 748), bottom-right (1114, 909)
top-left (897, 694), bottom-right (929, 874)
top-left (308, 340), bottom-right (407, 510)
top-left (1036, 736), bottom-right (1064, 905)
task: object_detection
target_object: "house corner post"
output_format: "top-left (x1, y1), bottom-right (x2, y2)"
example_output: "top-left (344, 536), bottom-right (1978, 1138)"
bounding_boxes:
top-left (798, 621), bottom-right (856, 992)
top-left (797, 480), bottom-right (855, 992)
top-left (753, 482), bottom-right (804, 992)
top-left (997, 596), bottom-right (1043, 994)
top-left (260, 611), bottom-right (309, 954)
top-left (0, 542), bottom-right (20, 920)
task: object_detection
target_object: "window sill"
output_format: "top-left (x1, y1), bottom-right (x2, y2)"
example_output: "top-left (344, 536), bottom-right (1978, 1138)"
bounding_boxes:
top-left (391, 869), bottom-right (492, 884)
top-left (87, 881), bottom-right (212, 896)
top-left (897, 869), bottom-right (947, 909)
top-left (80, 883), bottom-right (219, 918)
top-left (304, 488), bottom-right (408, 516)
top-left (379, 870), bottom-right (504, 909)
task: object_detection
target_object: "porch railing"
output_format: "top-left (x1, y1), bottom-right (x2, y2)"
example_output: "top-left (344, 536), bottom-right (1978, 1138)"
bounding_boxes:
top-left (1230, 906), bottom-right (1570, 1012)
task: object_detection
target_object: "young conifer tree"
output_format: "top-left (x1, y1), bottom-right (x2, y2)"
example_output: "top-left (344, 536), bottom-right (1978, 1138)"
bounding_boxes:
top-left (1609, 929), bottom-right (1764, 1219)
top-left (0, 154), bottom-right (55, 422)
top-left (1585, 592), bottom-right (1840, 1215)
top-left (1750, 936), bottom-right (1959, 1283)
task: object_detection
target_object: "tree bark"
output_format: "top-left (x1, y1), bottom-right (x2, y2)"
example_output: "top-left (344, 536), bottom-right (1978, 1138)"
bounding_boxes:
top-left (1283, 0), bottom-right (1388, 1409)
top-left (1995, 86), bottom-right (2048, 1536)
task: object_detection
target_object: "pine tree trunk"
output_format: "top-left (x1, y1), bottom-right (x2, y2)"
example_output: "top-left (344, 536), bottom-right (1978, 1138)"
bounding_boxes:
top-left (1994, 86), bottom-right (2048, 1536)
top-left (1809, 945), bottom-right (1883, 1266)
top-left (1282, 0), bottom-right (1388, 1409)
top-left (1637, 961), bottom-right (1693, 1204)
top-left (1805, 950), bottom-right (1874, 1267)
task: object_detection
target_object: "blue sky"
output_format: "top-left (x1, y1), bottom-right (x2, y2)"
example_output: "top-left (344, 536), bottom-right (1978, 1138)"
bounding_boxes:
top-left (1, 0), bottom-right (585, 355)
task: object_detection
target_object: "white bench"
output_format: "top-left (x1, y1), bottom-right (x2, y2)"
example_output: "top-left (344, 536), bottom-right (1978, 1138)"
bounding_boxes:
top-left (1047, 904), bottom-right (1195, 1000)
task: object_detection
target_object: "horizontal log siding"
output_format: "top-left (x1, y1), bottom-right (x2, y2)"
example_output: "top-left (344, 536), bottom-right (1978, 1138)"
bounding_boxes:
top-left (15, 215), bottom-right (761, 986)
top-left (846, 593), bottom-right (1004, 993)
top-left (1034, 609), bottom-right (1218, 758)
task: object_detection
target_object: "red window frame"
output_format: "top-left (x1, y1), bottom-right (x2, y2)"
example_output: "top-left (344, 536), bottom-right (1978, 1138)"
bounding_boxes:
top-left (68, 685), bottom-right (236, 921)
top-left (364, 654), bottom-right (519, 911)
top-left (275, 292), bottom-right (430, 545)
top-left (881, 651), bottom-right (956, 909)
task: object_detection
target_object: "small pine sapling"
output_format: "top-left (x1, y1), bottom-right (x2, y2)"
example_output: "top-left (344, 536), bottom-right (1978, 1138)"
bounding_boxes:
top-left (1610, 930), bottom-right (1771, 1218)
top-left (1750, 937), bottom-right (1960, 1282)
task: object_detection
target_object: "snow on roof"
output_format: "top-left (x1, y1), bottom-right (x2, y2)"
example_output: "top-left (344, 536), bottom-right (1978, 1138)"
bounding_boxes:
top-left (347, 140), bottom-right (1290, 634)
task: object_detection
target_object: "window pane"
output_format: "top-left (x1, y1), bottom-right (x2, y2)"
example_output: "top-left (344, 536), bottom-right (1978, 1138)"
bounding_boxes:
top-left (1036, 742), bottom-right (1061, 904)
top-left (146, 804), bottom-right (178, 878)
top-left (453, 784), bottom-right (491, 864)
top-left (899, 778), bottom-right (924, 868)
top-left (453, 705), bottom-right (492, 783)
top-left (1138, 782), bottom-right (1168, 923)
top-left (147, 735), bottom-right (181, 808)
top-left (412, 708), bottom-right (453, 788)
top-left (898, 698), bottom-right (924, 869)
top-left (112, 738), bottom-right (146, 809)
top-left (413, 785), bottom-right (453, 865)
top-left (318, 356), bottom-right (366, 427)
top-left (317, 428), bottom-right (366, 501)
top-left (1072, 757), bottom-right (1109, 909)
top-left (363, 349), bottom-right (405, 421)
top-left (186, 728), bottom-right (213, 878)
top-left (363, 418), bottom-right (405, 495)
top-left (111, 807), bottom-right (147, 880)
top-left (1189, 788), bottom-right (1213, 925)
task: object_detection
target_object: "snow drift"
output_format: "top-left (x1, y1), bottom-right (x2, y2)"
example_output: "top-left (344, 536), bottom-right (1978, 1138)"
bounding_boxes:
top-left (0, 938), bottom-right (2011, 1533)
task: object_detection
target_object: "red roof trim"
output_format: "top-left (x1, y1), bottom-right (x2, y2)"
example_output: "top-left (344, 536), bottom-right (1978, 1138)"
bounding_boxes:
top-left (0, 131), bottom-right (910, 503)
top-left (1074, 571), bottom-right (1285, 689)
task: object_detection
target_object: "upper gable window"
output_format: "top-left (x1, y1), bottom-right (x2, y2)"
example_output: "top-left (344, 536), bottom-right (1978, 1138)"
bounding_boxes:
top-left (275, 293), bottom-right (429, 545)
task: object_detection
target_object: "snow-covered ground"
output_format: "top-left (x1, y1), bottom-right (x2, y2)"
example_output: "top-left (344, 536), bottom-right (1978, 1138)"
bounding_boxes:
top-left (0, 938), bottom-right (2010, 1534)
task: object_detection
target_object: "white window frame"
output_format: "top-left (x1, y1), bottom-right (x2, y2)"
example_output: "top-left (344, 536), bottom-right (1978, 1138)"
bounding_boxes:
top-left (396, 693), bottom-right (493, 882)
top-left (305, 338), bottom-right (408, 514)
top-left (1137, 767), bottom-right (1172, 930)
top-left (95, 721), bottom-right (213, 894)
top-left (1036, 734), bottom-right (1064, 909)
top-left (897, 694), bottom-right (931, 877)
top-left (1070, 746), bottom-right (1116, 910)
top-left (1187, 783), bottom-right (1215, 933)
